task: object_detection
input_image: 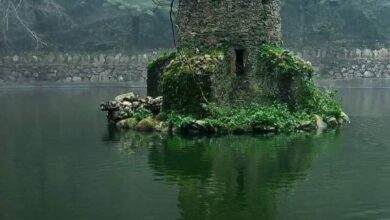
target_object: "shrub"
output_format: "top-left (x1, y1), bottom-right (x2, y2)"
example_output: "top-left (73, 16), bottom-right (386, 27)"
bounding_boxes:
top-left (258, 44), bottom-right (314, 78)
top-left (167, 103), bottom-right (312, 133)
top-left (133, 108), bottom-right (153, 121)
top-left (167, 112), bottom-right (196, 130)
top-left (296, 80), bottom-right (342, 119)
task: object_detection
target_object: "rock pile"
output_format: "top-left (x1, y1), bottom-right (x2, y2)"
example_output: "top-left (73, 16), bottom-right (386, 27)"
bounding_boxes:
top-left (100, 92), bottom-right (162, 124)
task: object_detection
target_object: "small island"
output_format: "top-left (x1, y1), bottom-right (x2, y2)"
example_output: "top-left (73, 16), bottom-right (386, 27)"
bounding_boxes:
top-left (101, 0), bottom-right (349, 135)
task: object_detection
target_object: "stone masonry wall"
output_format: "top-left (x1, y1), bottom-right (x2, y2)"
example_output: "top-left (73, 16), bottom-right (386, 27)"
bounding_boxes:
top-left (177, 0), bottom-right (282, 48)
top-left (294, 47), bottom-right (390, 79)
top-left (177, 0), bottom-right (282, 74)
top-left (175, 0), bottom-right (283, 105)
top-left (0, 51), bottom-right (166, 83)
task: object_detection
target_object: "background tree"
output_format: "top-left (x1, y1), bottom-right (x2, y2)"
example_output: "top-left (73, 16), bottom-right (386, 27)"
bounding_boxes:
top-left (1, 0), bottom-right (389, 53)
top-left (104, 0), bottom-right (174, 52)
top-left (283, 0), bottom-right (390, 49)
top-left (0, 0), bottom-right (174, 52)
top-left (0, 0), bottom-right (71, 50)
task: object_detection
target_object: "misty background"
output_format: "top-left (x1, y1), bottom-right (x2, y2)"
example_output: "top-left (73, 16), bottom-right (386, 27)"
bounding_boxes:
top-left (2, 2), bottom-right (390, 220)
top-left (1, 0), bottom-right (389, 54)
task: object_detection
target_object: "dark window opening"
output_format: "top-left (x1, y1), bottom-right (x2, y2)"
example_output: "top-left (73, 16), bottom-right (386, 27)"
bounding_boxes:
top-left (235, 49), bottom-right (245, 75)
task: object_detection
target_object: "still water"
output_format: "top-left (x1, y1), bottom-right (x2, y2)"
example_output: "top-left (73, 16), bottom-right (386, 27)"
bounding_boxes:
top-left (0, 81), bottom-right (390, 220)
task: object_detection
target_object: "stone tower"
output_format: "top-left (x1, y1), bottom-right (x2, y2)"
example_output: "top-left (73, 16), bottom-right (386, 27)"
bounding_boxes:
top-left (177, 0), bottom-right (282, 75)
top-left (147, 0), bottom-right (339, 122)
top-left (148, 0), bottom-right (288, 112)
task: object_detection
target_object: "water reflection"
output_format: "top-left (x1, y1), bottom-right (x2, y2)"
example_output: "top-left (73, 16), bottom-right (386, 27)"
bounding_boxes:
top-left (110, 130), bottom-right (342, 220)
top-left (2, 81), bottom-right (390, 220)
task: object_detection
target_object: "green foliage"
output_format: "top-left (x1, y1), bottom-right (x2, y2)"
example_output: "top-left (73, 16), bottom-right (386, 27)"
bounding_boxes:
top-left (167, 113), bottom-right (196, 130)
top-left (147, 51), bottom-right (176, 74)
top-left (250, 105), bottom-right (310, 131)
top-left (163, 49), bottom-right (225, 76)
top-left (162, 68), bottom-right (212, 117)
top-left (166, 103), bottom-right (312, 134)
top-left (205, 103), bottom-right (311, 132)
top-left (258, 44), bottom-right (314, 77)
top-left (160, 49), bottom-right (224, 116)
top-left (296, 80), bottom-right (342, 118)
top-left (144, 44), bottom-right (345, 135)
top-left (133, 108), bottom-right (153, 121)
top-left (147, 51), bottom-right (177, 97)
top-left (148, 48), bottom-right (225, 77)
top-left (257, 44), bottom-right (342, 119)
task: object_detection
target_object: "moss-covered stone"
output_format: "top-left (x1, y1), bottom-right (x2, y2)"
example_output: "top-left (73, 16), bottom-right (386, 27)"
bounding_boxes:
top-left (135, 118), bottom-right (158, 132)
top-left (101, 0), bottom-right (349, 136)
top-left (160, 51), bottom-right (224, 117)
top-left (102, 93), bottom-right (348, 135)
top-left (155, 112), bottom-right (168, 121)
top-left (162, 72), bottom-right (211, 117)
top-left (154, 121), bottom-right (170, 133)
top-left (257, 44), bottom-right (314, 109)
top-left (116, 118), bottom-right (139, 129)
top-left (147, 52), bottom-right (176, 97)
top-left (258, 44), bottom-right (314, 78)
top-left (119, 44), bottom-right (346, 135)
top-left (177, 0), bottom-right (282, 76)
top-left (146, 46), bottom-right (343, 120)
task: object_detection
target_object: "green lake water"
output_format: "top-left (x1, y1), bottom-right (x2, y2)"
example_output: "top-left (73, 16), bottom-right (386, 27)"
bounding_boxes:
top-left (1, 81), bottom-right (390, 220)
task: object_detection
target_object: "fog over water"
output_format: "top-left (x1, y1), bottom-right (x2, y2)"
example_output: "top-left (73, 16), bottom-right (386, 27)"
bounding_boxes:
top-left (1, 0), bottom-right (389, 52)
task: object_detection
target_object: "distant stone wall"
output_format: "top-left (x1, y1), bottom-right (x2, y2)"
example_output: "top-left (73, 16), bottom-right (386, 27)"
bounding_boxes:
top-left (294, 47), bottom-right (390, 79)
top-left (0, 51), bottom-right (167, 83)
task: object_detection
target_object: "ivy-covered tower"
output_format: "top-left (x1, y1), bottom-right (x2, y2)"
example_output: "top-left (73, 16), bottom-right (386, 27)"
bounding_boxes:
top-left (141, 0), bottom-right (346, 131)
top-left (147, 0), bottom-right (314, 116)
top-left (177, 0), bottom-right (282, 76)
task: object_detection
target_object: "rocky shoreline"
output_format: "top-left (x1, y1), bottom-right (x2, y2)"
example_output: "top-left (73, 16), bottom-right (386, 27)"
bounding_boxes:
top-left (100, 92), bottom-right (350, 135)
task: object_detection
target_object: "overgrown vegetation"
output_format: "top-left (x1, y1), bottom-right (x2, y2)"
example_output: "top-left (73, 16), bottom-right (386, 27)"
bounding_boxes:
top-left (258, 44), bottom-right (314, 77)
top-left (256, 44), bottom-right (342, 120)
top-left (133, 108), bottom-right (153, 121)
top-left (161, 49), bottom-right (224, 75)
top-left (147, 51), bottom-right (176, 74)
top-left (165, 103), bottom-right (312, 134)
top-left (162, 71), bottom-right (212, 116)
top-left (144, 46), bottom-right (345, 134)
top-left (159, 49), bottom-right (225, 116)
top-left (296, 80), bottom-right (343, 118)
top-left (147, 51), bottom-right (176, 97)
top-left (162, 95), bottom-right (344, 134)
top-left (113, 42), bottom-right (348, 135)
